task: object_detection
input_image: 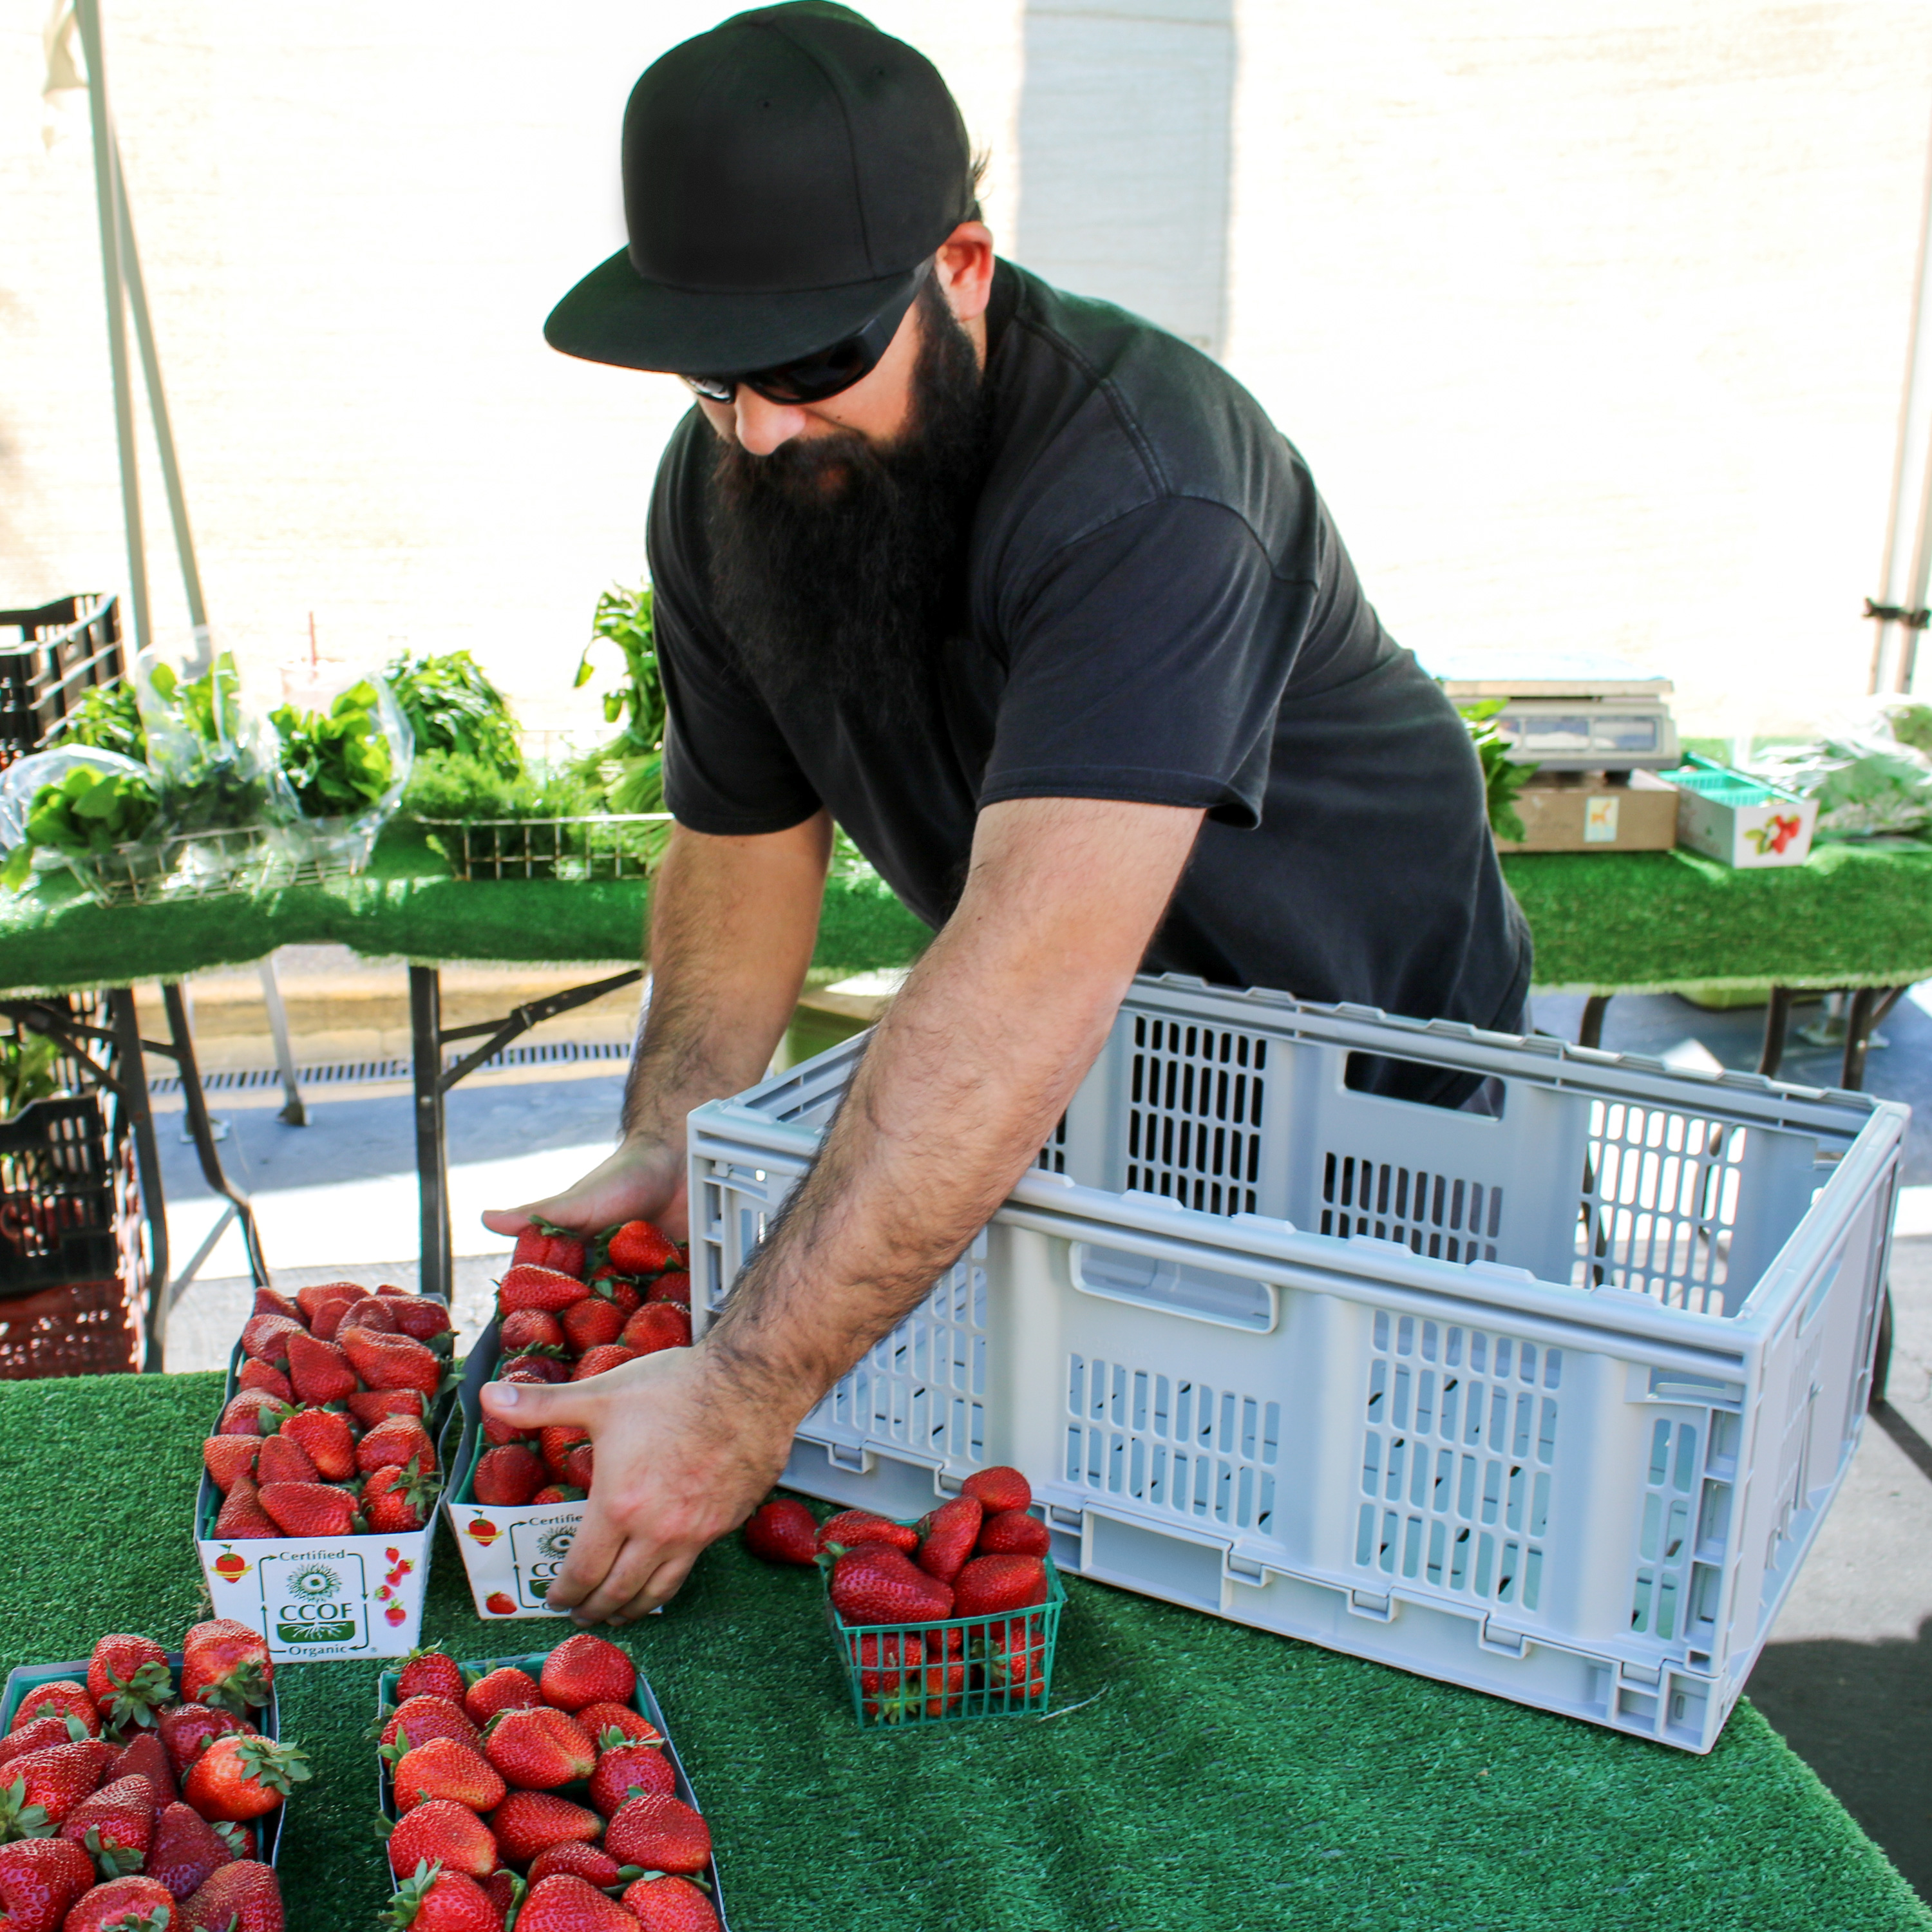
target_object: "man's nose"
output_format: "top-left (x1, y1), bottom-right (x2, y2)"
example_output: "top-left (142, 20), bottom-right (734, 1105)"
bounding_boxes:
top-left (732, 389), bottom-right (810, 456)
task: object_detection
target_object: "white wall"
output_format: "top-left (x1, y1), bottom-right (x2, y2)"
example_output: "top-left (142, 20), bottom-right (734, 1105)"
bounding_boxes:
top-left (3, 1), bottom-right (1929, 738)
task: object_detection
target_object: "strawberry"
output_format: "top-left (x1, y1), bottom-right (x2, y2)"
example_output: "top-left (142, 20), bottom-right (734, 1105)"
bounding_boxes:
top-left (589, 1274), bottom-right (642, 1318)
top-left (488, 1790), bottom-right (603, 1864)
top-left (977, 1508), bottom-right (1052, 1557)
top-left (480, 1707), bottom-right (596, 1791)
top-left (952, 1552), bottom-right (1048, 1616)
top-left (260, 1481), bottom-right (361, 1537)
top-left (278, 1407), bottom-right (357, 1481)
top-left (341, 1328), bottom-right (444, 1399)
top-left (515, 1220), bottom-right (587, 1279)
top-left (603, 1792), bottom-right (710, 1875)
top-left (10, 1683), bottom-right (98, 1737)
top-left (569, 1344), bottom-right (639, 1381)
top-left (156, 1705), bottom-right (251, 1777)
top-left (180, 1622), bottom-right (273, 1718)
top-left (365, 1459), bottom-right (437, 1533)
top-left (616, 1305), bottom-right (689, 1356)
top-left (147, 1801), bottom-right (231, 1900)
top-left (108, 1734), bottom-right (177, 1808)
top-left (539, 1634), bottom-right (635, 1712)
top-left (388, 1296), bottom-right (454, 1344)
top-left (473, 1444), bottom-right (544, 1506)
top-left (623, 1874), bottom-right (721, 1932)
top-left (238, 1312), bottom-right (304, 1366)
top-left (339, 1294), bottom-right (400, 1333)
top-left (348, 1387), bottom-right (430, 1428)
top-left (0, 1741), bottom-right (113, 1833)
top-left (181, 1859), bottom-right (283, 1931)
top-left (479, 1870), bottom-right (520, 1918)
top-left (310, 1295), bottom-right (358, 1341)
top-left (527, 1842), bottom-right (630, 1888)
top-left (562, 1443), bottom-right (594, 1490)
top-left (215, 1473), bottom-right (280, 1539)
top-left (960, 1465), bottom-right (1032, 1513)
top-left (914, 1496), bottom-right (982, 1583)
top-left (497, 1266), bottom-right (590, 1315)
top-left (577, 1705), bottom-right (661, 1748)
top-left (850, 1631), bottom-right (920, 1702)
top-left (255, 1432), bottom-right (319, 1487)
top-left (985, 1620), bottom-right (1048, 1699)
top-left (396, 1646), bottom-right (468, 1706)
top-left (484, 1593), bottom-right (518, 1616)
top-left (251, 1286), bottom-right (301, 1321)
top-left (216, 1391), bottom-right (292, 1437)
top-left (0, 1835), bottom-right (92, 1931)
top-left (392, 1736), bottom-right (506, 1815)
top-left (182, 1735), bottom-right (309, 1821)
top-left (59, 1773), bottom-right (155, 1879)
top-left (499, 1309), bottom-right (567, 1356)
top-left (358, 1416), bottom-right (439, 1476)
top-left (294, 1280), bottom-right (363, 1325)
top-left (559, 1298), bottom-right (624, 1355)
top-left (0, 1717), bottom-right (86, 1766)
top-left (828, 1545), bottom-right (955, 1624)
top-left (587, 1741), bottom-right (674, 1815)
top-left (83, 1635), bottom-right (170, 1732)
top-left (384, 1861), bottom-right (506, 1931)
top-left (202, 1435), bottom-right (260, 1493)
top-left (464, 1669), bottom-right (543, 1727)
top-left (516, 1874), bottom-right (636, 1932)
top-left (63, 1875), bottom-right (177, 1932)
top-left (538, 1427), bottom-right (589, 1481)
top-left (379, 1696), bottom-right (481, 1757)
top-left (742, 1499), bottom-right (819, 1564)
top-left (234, 1358), bottom-right (294, 1402)
top-left (384, 1798), bottom-right (499, 1880)
top-left (531, 1484), bottom-right (585, 1506)
top-left (815, 1510), bottom-right (919, 1556)
top-left (285, 1330), bottom-right (357, 1405)
top-left (605, 1220), bottom-right (677, 1276)
top-left (644, 1271), bottom-right (690, 1308)
top-left (501, 1355), bottom-right (569, 1385)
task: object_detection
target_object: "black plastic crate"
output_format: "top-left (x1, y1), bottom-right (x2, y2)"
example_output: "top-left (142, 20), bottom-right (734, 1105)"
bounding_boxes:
top-left (0, 593), bottom-right (125, 769)
top-left (0, 1093), bottom-right (124, 1299)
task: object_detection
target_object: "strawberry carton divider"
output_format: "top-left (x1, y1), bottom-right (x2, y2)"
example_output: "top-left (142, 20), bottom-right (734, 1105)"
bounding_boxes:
top-left (825, 1543), bottom-right (1068, 1731)
top-left (193, 1329), bottom-right (460, 1664)
top-left (0, 1654), bottom-right (286, 1868)
top-left (442, 1320), bottom-right (588, 1622)
top-left (374, 1649), bottom-right (733, 1929)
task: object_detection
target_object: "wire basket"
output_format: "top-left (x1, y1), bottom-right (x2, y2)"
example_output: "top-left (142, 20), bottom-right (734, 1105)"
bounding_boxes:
top-left (62, 820), bottom-right (379, 906)
top-left (417, 813), bottom-right (672, 882)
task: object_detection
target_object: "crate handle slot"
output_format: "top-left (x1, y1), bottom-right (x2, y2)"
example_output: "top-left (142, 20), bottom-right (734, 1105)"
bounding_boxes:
top-left (1477, 1616), bottom-right (1529, 1658)
top-left (826, 1443), bottom-right (869, 1473)
top-left (1069, 1241), bottom-right (1278, 1333)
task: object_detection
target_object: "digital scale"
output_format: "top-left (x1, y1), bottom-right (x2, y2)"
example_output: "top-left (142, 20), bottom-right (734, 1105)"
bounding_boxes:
top-left (1428, 650), bottom-right (1680, 770)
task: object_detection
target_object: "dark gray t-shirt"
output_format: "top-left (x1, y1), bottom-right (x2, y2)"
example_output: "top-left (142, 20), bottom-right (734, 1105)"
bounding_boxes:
top-left (649, 262), bottom-right (1531, 1088)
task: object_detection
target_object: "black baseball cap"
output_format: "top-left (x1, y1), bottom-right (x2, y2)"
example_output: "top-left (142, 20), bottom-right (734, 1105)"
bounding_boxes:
top-left (544, 3), bottom-right (974, 375)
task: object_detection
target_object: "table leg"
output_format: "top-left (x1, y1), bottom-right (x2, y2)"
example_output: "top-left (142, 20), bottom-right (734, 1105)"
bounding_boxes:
top-left (1839, 987), bottom-right (1904, 1092)
top-left (158, 982), bottom-right (269, 1287)
top-left (106, 989), bottom-right (170, 1372)
top-left (1758, 985), bottom-right (1794, 1079)
top-left (1578, 994), bottom-right (1612, 1050)
top-left (411, 965), bottom-right (451, 1307)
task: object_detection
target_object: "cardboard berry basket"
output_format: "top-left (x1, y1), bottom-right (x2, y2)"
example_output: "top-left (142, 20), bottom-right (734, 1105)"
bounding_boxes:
top-left (374, 1648), bottom-right (732, 1929)
top-left (442, 1320), bottom-right (587, 1621)
top-left (825, 1548), bottom-right (1066, 1730)
top-left (193, 1329), bottom-right (460, 1663)
top-left (0, 1654), bottom-right (286, 1866)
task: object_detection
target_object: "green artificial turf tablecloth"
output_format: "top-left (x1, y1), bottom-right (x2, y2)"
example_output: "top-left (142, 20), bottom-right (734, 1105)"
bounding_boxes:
top-left (4, 1370), bottom-right (1925, 1932)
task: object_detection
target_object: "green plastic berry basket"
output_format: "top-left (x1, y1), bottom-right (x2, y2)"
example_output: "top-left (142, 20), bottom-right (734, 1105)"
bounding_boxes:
top-left (825, 1552), bottom-right (1067, 1730)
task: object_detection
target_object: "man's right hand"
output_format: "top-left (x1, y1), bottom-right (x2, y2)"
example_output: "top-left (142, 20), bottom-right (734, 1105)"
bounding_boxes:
top-left (480, 1133), bottom-right (690, 1245)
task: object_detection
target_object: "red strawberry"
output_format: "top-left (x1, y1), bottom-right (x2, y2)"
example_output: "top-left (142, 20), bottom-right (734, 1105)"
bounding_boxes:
top-left (182, 1735), bottom-right (309, 1821)
top-left (0, 1835), bottom-right (92, 1931)
top-left (816, 1510), bottom-right (919, 1556)
top-left (251, 1286), bottom-right (301, 1321)
top-left (589, 1274), bottom-right (642, 1318)
top-left (108, 1733), bottom-right (177, 1808)
top-left (285, 1330), bottom-right (357, 1405)
top-left (977, 1508), bottom-right (1052, 1557)
top-left (215, 1473), bottom-right (279, 1539)
top-left (479, 1870), bottom-right (519, 1918)
top-left (181, 1859), bottom-right (283, 1931)
top-left (528, 1842), bottom-right (627, 1888)
top-left (156, 1705), bottom-right (251, 1777)
top-left (0, 1716), bottom-right (86, 1765)
top-left (234, 1358), bottom-right (294, 1401)
top-left (516, 1875), bottom-right (636, 1932)
top-left (59, 1773), bottom-right (156, 1879)
top-left (623, 1874), bottom-right (721, 1932)
top-left (588, 1741), bottom-right (674, 1815)
top-left (483, 1594), bottom-right (517, 1616)
top-left (180, 1622), bottom-right (273, 1718)
top-left (215, 1391), bottom-right (292, 1437)
top-left (562, 1443), bottom-right (594, 1490)
top-left (481, 1706), bottom-right (596, 1791)
top-left (364, 1459), bottom-right (437, 1533)
top-left (603, 1792), bottom-right (710, 1875)
top-left (358, 1416), bottom-right (439, 1476)
top-left (255, 1432), bottom-right (319, 1487)
top-left (473, 1444), bottom-right (544, 1506)
top-left (388, 1297), bottom-right (453, 1344)
top-left (63, 1875), bottom-right (177, 1932)
top-left (559, 1298), bottom-right (625, 1356)
top-left (464, 1669), bottom-right (542, 1727)
top-left (501, 1355), bottom-right (569, 1385)
top-left (829, 1545), bottom-right (955, 1624)
top-left (392, 1736), bottom-right (506, 1815)
top-left (960, 1465), bottom-right (1032, 1513)
top-left (914, 1496), bottom-right (982, 1583)
top-left (499, 1309), bottom-right (567, 1356)
top-left (397, 1646), bottom-right (467, 1705)
top-left (348, 1388), bottom-right (429, 1428)
top-left (90, 1634), bottom-right (173, 1730)
top-left (532, 1484), bottom-right (585, 1506)
top-left (238, 1312), bottom-right (304, 1366)
top-left (384, 1798), bottom-right (498, 1880)
top-left (489, 1790), bottom-right (603, 1865)
top-left (310, 1295), bottom-right (358, 1341)
top-left (379, 1697), bottom-right (482, 1758)
top-left (260, 1481), bottom-right (361, 1537)
top-left (569, 1344), bottom-right (639, 1381)
top-left (851, 1631), bottom-right (920, 1698)
top-left (0, 1741), bottom-right (113, 1833)
top-left (497, 1266), bottom-right (590, 1314)
top-left (644, 1271), bottom-right (690, 1308)
top-left (147, 1801), bottom-right (231, 1900)
top-left (985, 1619), bottom-right (1048, 1699)
top-left (10, 1683), bottom-right (98, 1737)
top-left (741, 1499), bottom-right (818, 1565)
top-left (294, 1280), bottom-right (362, 1324)
top-left (538, 1427), bottom-right (589, 1481)
top-left (617, 1305), bottom-right (689, 1356)
top-left (952, 1552), bottom-right (1048, 1616)
top-left (539, 1634), bottom-right (634, 1712)
top-left (383, 1860), bottom-right (505, 1931)
top-left (279, 1407), bottom-right (357, 1481)
top-left (339, 1294), bottom-right (400, 1333)
top-left (578, 1704), bottom-right (661, 1748)
top-left (341, 1328), bottom-right (444, 1399)
top-left (202, 1435), bottom-right (260, 1493)
top-left (515, 1221), bottom-right (587, 1279)
top-left (605, 1220), bottom-right (677, 1276)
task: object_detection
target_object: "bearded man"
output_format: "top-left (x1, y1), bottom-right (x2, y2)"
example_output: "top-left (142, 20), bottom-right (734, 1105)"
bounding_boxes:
top-left (482, 1), bottom-right (1530, 1624)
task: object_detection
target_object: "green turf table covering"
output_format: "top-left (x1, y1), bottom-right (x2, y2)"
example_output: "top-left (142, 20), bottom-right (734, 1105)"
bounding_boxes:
top-left (3, 1371), bottom-right (1924, 1931)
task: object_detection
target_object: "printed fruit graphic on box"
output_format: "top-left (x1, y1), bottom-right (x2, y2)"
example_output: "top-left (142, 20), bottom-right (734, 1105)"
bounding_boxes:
top-left (0, 1623), bottom-right (304, 1929)
top-left (374, 1634), bottom-right (730, 1929)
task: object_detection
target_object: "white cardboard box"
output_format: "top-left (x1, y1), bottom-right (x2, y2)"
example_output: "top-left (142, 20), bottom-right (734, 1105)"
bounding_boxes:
top-left (1665, 757), bottom-right (1818, 867)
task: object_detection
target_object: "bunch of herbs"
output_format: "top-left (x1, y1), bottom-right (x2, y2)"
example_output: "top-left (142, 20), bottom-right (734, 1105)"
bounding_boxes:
top-left (272, 679), bottom-right (396, 818)
top-left (384, 649), bottom-right (522, 777)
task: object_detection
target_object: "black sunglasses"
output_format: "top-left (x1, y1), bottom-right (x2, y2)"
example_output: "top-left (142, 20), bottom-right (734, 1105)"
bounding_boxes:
top-left (682, 261), bottom-right (932, 407)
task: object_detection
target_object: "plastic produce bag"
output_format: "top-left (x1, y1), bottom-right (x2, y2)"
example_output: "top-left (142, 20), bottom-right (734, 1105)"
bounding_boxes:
top-left (0, 746), bottom-right (164, 896)
top-left (1749, 732), bottom-right (1932, 837)
top-left (271, 662), bottom-right (415, 871)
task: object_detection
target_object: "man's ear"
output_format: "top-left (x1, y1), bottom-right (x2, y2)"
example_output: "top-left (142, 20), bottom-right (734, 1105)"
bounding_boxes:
top-left (936, 222), bottom-right (996, 325)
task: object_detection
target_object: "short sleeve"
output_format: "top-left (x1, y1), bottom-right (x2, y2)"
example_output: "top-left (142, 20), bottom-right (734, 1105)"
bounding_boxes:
top-left (978, 497), bottom-right (1315, 828)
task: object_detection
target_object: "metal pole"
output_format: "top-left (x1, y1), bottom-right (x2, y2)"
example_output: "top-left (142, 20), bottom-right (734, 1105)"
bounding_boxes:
top-left (412, 965), bottom-right (451, 1305)
top-left (73, 0), bottom-right (150, 656)
top-left (256, 955), bottom-right (307, 1126)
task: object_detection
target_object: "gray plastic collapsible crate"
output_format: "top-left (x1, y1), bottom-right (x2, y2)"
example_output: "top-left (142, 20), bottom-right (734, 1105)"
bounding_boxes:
top-left (688, 975), bottom-right (1906, 1752)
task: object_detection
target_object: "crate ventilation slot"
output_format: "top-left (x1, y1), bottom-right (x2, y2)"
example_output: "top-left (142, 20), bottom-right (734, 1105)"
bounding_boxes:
top-left (1356, 1311), bottom-right (1558, 1612)
top-left (1629, 1416), bottom-right (1725, 1645)
top-left (1321, 1154), bottom-right (1502, 1262)
top-left (1125, 1015), bottom-right (1265, 1216)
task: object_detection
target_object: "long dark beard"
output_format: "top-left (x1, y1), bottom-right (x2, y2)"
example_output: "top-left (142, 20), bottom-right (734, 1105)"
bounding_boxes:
top-left (704, 278), bottom-right (990, 726)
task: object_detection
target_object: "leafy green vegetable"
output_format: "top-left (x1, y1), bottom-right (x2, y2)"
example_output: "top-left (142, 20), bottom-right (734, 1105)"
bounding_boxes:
top-left (50, 682), bottom-right (145, 761)
top-left (0, 1032), bottom-right (62, 1122)
top-left (1875, 699), bottom-right (1932, 760)
top-left (574, 583), bottom-right (666, 816)
top-left (1751, 737), bottom-right (1932, 837)
top-left (384, 649), bottom-right (522, 777)
top-left (272, 679), bottom-right (395, 818)
top-left (1459, 701), bottom-right (1536, 844)
top-left (401, 748), bottom-right (600, 822)
top-left (0, 764), bottom-right (160, 890)
top-left (141, 653), bottom-right (281, 833)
